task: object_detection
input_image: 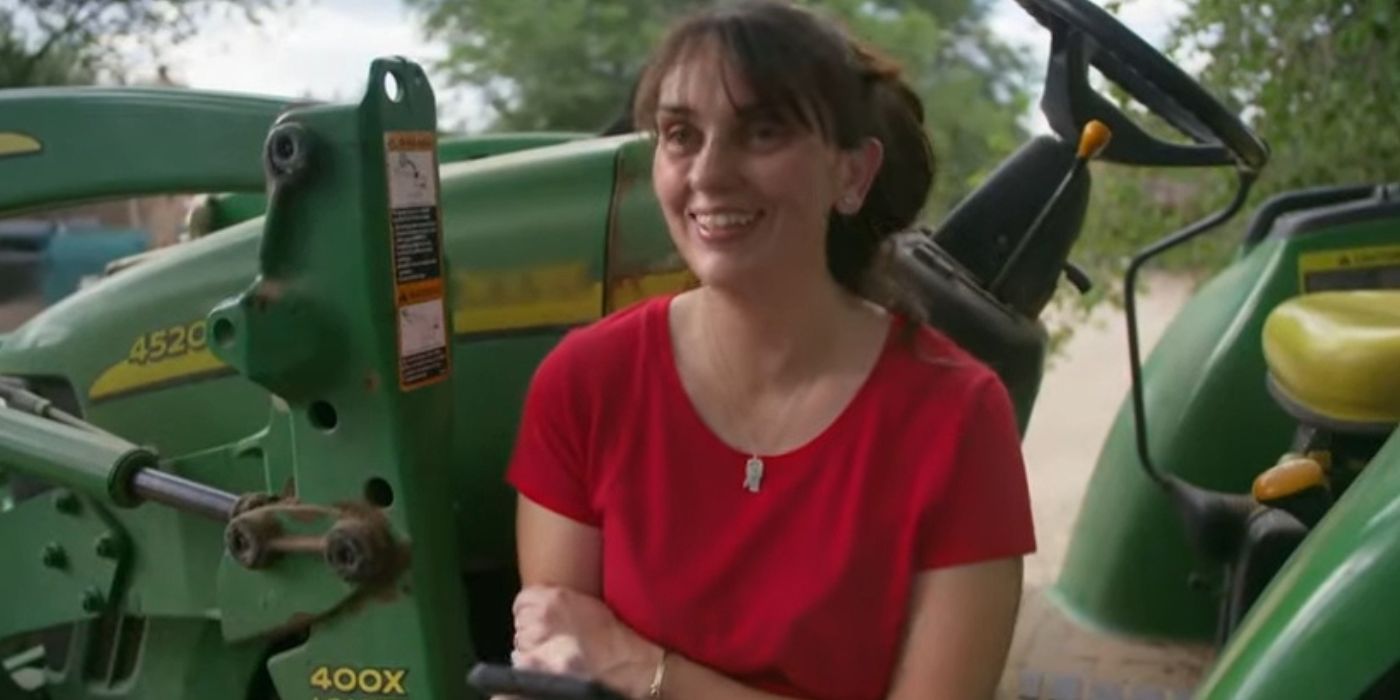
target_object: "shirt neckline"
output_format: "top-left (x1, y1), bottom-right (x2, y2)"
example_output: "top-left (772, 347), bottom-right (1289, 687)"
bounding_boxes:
top-left (653, 294), bottom-right (898, 463)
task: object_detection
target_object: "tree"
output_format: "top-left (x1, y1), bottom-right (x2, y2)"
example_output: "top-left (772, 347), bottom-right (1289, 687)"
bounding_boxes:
top-left (408, 0), bottom-right (1032, 208)
top-left (1172, 0), bottom-right (1399, 193)
top-left (0, 0), bottom-right (281, 88)
top-left (1076, 0), bottom-right (1400, 280)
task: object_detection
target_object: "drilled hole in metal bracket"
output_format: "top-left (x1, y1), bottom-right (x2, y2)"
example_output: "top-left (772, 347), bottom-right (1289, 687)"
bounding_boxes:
top-left (211, 318), bottom-right (235, 348)
top-left (308, 400), bottom-right (338, 432)
top-left (383, 71), bottom-right (403, 103)
top-left (364, 478), bottom-right (394, 508)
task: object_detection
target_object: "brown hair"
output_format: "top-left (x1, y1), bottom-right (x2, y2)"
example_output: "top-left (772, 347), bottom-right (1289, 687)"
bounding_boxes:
top-left (632, 0), bottom-right (935, 320)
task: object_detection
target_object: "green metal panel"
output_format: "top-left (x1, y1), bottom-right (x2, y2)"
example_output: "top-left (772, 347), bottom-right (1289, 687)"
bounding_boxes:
top-left (438, 132), bottom-right (589, 163)
top-left (0, 491), bottom-right (127, 640)
top-left (1056, 218), bottom-right (1400, 641)
top-left (191, 133), bottom-right (591, 236)
top-left (201, 58), bottom-right (473, 698)
top-left (39, 618), bottom-right (268, 700)
top-left (1197, 428), bottom-right (1400, 699)
top-left (452, 333), bottom-right (567, 566)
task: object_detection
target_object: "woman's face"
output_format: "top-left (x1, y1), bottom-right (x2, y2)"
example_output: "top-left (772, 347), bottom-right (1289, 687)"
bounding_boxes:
top-left (651, 47), bottom-right (878, 292)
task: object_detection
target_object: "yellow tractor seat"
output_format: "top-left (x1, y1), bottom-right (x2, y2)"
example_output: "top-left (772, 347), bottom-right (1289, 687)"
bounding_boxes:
top-left (1262, 290), bottom-right (1400, 431)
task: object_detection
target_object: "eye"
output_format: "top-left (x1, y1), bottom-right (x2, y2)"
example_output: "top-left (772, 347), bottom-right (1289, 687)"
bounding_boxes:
top-left (744, 120), bottom-right (789, 149)
top-left (660, 123), bottom-right (700, 153)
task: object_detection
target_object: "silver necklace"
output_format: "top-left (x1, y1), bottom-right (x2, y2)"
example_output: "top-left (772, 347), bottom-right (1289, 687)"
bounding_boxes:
top-left (744, 455), bottom-right (765, 493)
top-left (699, 303), bottom-right (811, 495)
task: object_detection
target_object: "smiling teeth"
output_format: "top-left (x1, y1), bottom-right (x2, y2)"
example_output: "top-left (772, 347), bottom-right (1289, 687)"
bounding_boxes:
top-left (695, 212), bottom-right (757, 227)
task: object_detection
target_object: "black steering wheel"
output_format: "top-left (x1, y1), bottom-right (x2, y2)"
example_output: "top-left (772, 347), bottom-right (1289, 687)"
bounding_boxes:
top-left (1016, 0), bottom-right (1268, 170)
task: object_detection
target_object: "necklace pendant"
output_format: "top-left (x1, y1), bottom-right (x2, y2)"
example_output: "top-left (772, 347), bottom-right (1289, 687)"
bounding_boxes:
top-left (744, 456), bottom-right (764, 493)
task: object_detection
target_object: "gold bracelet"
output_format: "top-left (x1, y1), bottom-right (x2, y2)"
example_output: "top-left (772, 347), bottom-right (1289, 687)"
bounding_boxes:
top-left (648, 649), bottom-right (668, 699)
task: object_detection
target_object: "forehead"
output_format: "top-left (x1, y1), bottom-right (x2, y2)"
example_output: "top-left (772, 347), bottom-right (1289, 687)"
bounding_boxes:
top-left (656, 41), bottom-right (758, 115)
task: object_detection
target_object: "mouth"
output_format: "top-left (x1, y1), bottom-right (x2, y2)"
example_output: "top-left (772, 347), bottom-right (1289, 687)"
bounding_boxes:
top-left (688, 209), bottom-right (764, 242)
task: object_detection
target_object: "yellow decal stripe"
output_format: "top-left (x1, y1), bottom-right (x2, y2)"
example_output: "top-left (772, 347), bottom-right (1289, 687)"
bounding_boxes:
top-left (450, 265), bottom-right (695, 335)
top-left (85, 268), bottom-right (695, 400)
top-left (453, 285), bottom-right (603, 334)
top-left (1298, 243), bottom-right (1400, 291)
top-left (0, 132), bottom-right (42, 158)
top-left (608, 269), bottom-right (695, 311)
top-left (89, 348), bottom-right (229, 402)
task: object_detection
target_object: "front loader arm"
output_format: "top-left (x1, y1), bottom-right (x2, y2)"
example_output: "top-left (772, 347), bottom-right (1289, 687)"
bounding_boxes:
top-left (0, 87), bottom-right (293, 216)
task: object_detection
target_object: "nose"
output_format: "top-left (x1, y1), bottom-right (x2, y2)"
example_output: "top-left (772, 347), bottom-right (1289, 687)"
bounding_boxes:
top-left (689, 136), bottom-right (739, 193)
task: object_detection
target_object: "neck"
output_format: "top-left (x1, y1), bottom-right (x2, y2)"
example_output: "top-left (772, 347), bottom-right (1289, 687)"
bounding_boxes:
top-left (694, 273), bottom-right (865, 391)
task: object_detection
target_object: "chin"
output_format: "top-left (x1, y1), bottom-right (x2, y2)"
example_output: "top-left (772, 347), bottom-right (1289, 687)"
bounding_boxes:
top-left (686, 257), bottom-right (777, 294)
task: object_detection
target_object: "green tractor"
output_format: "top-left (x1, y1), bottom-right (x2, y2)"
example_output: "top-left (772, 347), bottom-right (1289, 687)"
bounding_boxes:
top-left (1, 0), bottom-right (1397, 698)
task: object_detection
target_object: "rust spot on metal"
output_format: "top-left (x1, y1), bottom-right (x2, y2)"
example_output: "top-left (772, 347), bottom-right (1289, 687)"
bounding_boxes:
top-left (267, 534), bottom-right (326, 554)
top-left (363, 370), bottom-right (382, 394)
top-left (280, 503), bottom-right (334, 524)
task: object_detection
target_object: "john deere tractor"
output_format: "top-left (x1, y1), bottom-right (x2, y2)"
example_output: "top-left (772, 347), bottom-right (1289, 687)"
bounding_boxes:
top-left (1, 0), bottom-right (1397, 698)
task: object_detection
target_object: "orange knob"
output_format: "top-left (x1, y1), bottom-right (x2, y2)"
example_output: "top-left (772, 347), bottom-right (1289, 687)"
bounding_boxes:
top-left (1077, 120), bottom-right (1112, 160)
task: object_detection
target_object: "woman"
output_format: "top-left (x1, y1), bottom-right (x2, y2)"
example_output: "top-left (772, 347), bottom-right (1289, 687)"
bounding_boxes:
top-left (506, 2), bottom-right (1035, 698)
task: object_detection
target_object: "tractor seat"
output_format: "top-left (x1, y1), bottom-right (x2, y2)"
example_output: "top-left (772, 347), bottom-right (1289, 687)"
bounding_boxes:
top-left (1263, 290), bottom-right (1400, 432)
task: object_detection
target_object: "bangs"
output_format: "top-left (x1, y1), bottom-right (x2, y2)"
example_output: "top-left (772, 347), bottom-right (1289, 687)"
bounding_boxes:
top-left (634, 4), bottom-right (861, 145)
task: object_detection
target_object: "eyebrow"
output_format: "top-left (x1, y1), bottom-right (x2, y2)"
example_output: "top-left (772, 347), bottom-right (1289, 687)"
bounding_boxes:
top-left (656, 104), bottom-right (693, 117)
top-left (655, 102), bottom-right (784, 122)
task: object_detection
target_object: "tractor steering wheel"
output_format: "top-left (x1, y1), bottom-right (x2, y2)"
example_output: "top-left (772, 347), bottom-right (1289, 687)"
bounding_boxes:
top-left (1016, 0), bottom-right (1268, 170)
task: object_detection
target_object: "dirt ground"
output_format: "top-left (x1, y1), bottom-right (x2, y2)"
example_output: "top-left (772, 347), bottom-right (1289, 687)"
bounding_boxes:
top-left (1007, 274), bottom-right (1200, 700)
top-left (1021, 274), bottom-right (1194, 589)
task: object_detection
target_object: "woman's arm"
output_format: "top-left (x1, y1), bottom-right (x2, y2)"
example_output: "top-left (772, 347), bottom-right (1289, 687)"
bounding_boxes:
top-left (513, 496), bottom-right (801, 699)
top-left (515, 496), bottom-right (1022, 699)
top-left (886, 557), bottom-right (1024, 700)
top-left (516, 496), bottom-right (601, 595)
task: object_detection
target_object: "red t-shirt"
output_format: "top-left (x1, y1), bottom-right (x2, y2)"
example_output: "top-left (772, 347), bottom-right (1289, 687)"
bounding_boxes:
top-left (508, 296), bottom-right (1034, 700)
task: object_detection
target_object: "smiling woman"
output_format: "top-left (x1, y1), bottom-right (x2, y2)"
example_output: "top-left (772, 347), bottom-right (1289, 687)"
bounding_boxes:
top-left (503, 2), bottom-right (1035, 699)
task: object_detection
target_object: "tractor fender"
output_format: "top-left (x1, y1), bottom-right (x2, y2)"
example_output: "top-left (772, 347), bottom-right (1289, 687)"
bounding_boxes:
top-left (1198, 428), bottom-right (1400, 699)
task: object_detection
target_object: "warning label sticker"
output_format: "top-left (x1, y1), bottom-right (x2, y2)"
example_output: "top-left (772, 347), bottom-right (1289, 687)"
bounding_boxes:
top-left (1299, 243), bottom-right (1400, 292)
top-left (385, 131), bottom-right (451, 390)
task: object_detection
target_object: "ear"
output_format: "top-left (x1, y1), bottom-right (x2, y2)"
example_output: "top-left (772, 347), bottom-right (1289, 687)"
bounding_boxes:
top-left (835, 137), bottom-right (884, 215)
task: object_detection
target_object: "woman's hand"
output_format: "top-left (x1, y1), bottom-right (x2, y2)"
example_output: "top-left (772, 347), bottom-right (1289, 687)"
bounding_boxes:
top-left (511, 585), bottom-right (663, 699)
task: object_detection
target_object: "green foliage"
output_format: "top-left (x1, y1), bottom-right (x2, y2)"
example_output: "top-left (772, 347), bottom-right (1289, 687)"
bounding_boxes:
top-left (1079, 0), bottom-right (1399, 279)
top-left (0, 0), bottom-right (280, 88)
top-left (1174, 0), bottom-right (1399, 192)
top-left (1045, 0), bottom-right (1398, 344)
top-left (407, 0), bottom-right (1032, 208)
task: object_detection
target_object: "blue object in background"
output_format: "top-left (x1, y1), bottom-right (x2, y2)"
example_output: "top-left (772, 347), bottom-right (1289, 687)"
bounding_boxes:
top-left (40, 228), bottom-right (149, 304)
top-left (0, 220), bottom-right (56, 302)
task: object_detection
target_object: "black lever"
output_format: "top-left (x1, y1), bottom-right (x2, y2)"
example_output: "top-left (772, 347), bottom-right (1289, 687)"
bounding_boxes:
top-left (989, 119), bottom-right (1111, 296)
top-left (1063, 261), bottom-right (1093, 293)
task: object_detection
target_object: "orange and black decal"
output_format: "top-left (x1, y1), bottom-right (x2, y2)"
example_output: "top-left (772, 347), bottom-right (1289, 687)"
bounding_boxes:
top-left (385, 131), bottom-right (451, 390)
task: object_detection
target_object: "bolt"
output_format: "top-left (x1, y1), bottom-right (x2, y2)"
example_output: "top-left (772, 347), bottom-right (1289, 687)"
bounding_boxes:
top-left (54, 490), bottom-right (80, 514)
top-left (225, 514), bottom-right (280, 569)
top-left (324, 519), bottom-right (389, 583)
top-left (326, 532), bottom-right (367, 576)
top-left (41, 543), bottom-right (67, 569)
top-left (95, 534), bottom-right (121, 559)
top-left (264, 123), bottom-right (310, 182)
top-left (81, 588), bottom-right (105, 613)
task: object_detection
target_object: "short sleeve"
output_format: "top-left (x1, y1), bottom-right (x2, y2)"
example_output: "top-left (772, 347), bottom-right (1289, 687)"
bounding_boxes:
top-left (918, 374), bottom-right (1036, 569)
top-left (506, 336), bottom-right (601, 526)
